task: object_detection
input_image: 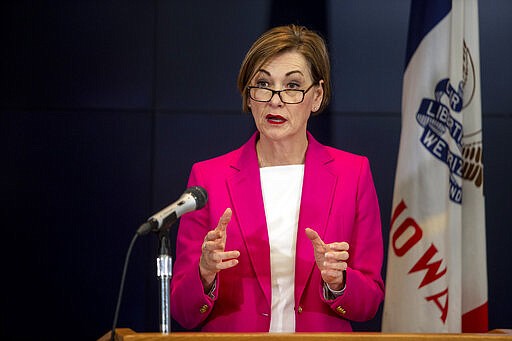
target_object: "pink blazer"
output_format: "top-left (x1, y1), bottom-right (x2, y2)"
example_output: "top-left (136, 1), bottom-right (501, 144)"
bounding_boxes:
top-left (170, 132), bottom-right (384, 332)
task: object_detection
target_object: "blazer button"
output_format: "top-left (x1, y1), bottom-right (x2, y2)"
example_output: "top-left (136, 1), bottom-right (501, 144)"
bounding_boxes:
top-left (199, 304), bottom-right (209, 314)
top-left (297, 306), bottom-right (303, 314)
top-left (336, 306), bottom-right (347, 315)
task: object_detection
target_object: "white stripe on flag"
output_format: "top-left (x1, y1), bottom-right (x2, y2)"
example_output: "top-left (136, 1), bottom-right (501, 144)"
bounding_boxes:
top-left (381, 0), bottom-right (488, 333)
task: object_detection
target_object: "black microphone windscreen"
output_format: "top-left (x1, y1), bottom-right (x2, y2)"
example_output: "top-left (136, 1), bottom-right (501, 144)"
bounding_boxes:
top-left (186, 186), bottom-right (208, 209)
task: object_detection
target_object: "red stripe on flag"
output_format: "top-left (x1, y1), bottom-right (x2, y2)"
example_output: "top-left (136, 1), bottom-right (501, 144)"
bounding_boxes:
top-left (462, 302), bottom-right (488, 332)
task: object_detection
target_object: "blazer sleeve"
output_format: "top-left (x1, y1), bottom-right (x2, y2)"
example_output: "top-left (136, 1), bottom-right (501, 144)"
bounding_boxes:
top-left (325, 157), bottom-right (385, 322)
top-left (170, 163), bottom-right (217, 329)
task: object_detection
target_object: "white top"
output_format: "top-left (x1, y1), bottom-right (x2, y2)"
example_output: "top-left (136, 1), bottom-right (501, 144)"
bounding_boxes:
top-left (260, 164), bottom-right (304, 332)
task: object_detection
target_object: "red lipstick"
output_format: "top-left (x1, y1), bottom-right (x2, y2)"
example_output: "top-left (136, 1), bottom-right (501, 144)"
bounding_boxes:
top-left (265, 114), bottom-right (286, 125)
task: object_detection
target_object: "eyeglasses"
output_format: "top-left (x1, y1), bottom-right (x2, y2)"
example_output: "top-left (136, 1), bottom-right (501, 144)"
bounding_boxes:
top-left (247, 83), bottom-right (316, 104)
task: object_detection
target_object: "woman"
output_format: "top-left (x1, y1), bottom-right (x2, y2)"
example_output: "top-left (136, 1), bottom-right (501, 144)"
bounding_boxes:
top-left (170, 24), bottom-right (384, 332)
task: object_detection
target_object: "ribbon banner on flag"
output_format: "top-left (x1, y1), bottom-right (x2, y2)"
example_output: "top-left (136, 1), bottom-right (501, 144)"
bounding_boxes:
top-left (382, 0), bottom-right (487, 333)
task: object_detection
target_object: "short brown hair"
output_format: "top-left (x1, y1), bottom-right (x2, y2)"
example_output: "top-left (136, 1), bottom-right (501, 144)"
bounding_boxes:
top-left (237, 24), bottom-right (331, 115)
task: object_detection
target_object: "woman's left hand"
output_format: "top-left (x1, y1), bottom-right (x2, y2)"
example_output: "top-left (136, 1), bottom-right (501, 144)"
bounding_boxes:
top-left (305, 227), bottom-right (349, 291)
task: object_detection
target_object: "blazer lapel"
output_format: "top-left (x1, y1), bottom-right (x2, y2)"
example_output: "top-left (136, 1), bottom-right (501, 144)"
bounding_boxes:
top-left (227, 133), bottom-right (272, 307)
top-left (225, 132), bottom-right (337, 307)
top-left (295, 132), bottom-right (337, 303)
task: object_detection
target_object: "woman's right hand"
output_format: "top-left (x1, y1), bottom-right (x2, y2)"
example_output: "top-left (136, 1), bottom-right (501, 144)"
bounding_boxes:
top-left (199, 208), bottom-right (240, 292)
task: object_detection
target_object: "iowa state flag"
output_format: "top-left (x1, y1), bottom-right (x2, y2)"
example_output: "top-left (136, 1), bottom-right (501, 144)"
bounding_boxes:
top-left (382, 0), bottom-right (488, 332)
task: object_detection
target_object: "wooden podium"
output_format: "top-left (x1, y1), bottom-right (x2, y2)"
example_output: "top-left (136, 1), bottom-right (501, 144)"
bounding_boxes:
top-left (99, 328), bottom-right (512, 341)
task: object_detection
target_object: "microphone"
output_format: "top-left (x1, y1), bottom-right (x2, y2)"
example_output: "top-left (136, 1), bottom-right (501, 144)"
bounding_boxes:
top-left (137, 186), bottom-right (208, 236)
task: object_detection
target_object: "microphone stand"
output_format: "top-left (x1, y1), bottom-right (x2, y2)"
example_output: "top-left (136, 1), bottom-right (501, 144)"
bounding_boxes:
top-left (110, 185), bottom-right (207, 339)
top-left (156, 230), bottom-right (172, 333)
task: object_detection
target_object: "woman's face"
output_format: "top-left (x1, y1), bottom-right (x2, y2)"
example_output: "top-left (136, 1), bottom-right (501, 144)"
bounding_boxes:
top-left (248, 50), bottom-right (323, 144)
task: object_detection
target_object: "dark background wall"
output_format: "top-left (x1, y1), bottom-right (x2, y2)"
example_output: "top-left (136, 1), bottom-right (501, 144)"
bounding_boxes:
top-left (1, 1), bottom-right (510, 340)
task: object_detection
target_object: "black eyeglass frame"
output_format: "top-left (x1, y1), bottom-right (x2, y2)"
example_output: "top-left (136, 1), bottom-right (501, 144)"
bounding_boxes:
top-left (246, 83), bottom-right (316, 104)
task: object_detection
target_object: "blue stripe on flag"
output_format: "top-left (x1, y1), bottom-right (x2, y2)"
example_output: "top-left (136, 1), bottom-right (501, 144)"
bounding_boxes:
top-left (405, 0), bottom-right (452, 69)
